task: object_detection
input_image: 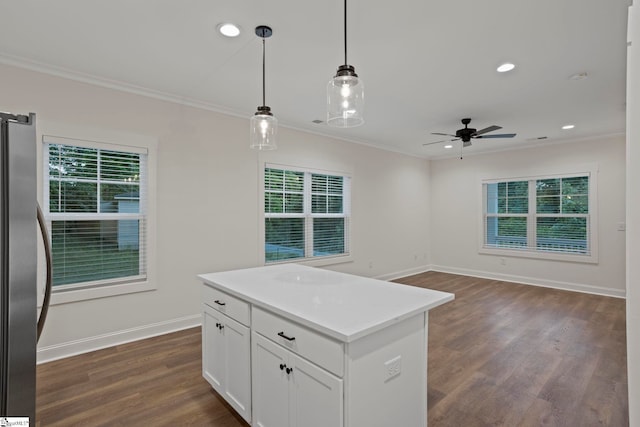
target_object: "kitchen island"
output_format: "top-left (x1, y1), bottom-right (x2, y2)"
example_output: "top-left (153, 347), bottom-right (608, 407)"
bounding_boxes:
top-left (199, 264), bottom-right (453, 427)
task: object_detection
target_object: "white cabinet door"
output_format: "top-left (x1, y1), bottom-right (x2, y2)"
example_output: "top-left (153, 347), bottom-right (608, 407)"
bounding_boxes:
top-left (202, 304), bottom-right (251, 423)
top-left (252, 333), bottom-right (289, 427)
top-left (202, 304), bottom-right (225, 391)
top-left (253, 333), bottom-right (343, 427)
top-left (222, 315), bottom-right (251, 421)
top-left (290, 353), bottom-right (343, 427)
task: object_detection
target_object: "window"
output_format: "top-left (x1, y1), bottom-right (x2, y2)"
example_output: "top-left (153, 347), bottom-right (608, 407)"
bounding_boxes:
top-left (264, 166), bottom-right (350, 263)
top-left (482, 173), bottom-right (595, 262)
top-left (44, 136), bottom-right (149, 293)
top-left (485, 180), bottom-right (529, 249)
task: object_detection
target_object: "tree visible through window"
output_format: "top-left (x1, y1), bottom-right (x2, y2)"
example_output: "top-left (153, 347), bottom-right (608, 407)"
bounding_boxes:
top-left (484, 174), bottom-right (590, 255)
top-left (46, 141), bottom-right (147, 288)
top-left (264, 166), bottom-right (350, 263)
top-left (486, 180), bottom-right (529, 248)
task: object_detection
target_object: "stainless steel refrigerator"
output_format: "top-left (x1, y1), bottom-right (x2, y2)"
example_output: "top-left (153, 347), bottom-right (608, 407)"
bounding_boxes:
top-left (0, 112), bottom-right (37, 422)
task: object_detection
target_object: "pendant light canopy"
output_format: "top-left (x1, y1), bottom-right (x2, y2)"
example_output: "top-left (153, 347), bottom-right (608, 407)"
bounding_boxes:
top-left (327, 0), bottom-right (364, 128)
top-left (250, 25), bottom-right (277, 150)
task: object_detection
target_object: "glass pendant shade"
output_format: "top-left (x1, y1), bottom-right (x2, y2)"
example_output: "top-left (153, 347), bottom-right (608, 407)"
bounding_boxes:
top-left (250, 106), bottom-right (277, 150)
top-left (327, 65), bottom-right (364, 128)
top-left (327, 0), bottom-right (364, 128)
top-left (250, 25), bottom-right (277, 150)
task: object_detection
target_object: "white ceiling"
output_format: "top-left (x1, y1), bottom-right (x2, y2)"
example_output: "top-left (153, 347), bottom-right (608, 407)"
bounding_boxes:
top-left (0, 0), bottom-right (631, 158)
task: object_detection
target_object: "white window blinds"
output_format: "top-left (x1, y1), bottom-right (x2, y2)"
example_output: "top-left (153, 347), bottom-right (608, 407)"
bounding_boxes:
top-left (535, 176), bottom-right (589, 253)
top-left (264, 166), bottom-right (350, 263)
top-left (483, 174), bottom-right (591, 256)
top-left (45, 137), bottom-right (148, 289)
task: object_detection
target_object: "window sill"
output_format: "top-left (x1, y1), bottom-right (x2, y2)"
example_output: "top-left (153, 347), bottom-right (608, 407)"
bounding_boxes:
top-left (300, 254), bottom-right (353, 267)
top-left (479, 246), bottom-right (598, 264)
top-left (266, 254), bottom-right (354, 268)
top-left (44, 279), bottom-right (156, 306)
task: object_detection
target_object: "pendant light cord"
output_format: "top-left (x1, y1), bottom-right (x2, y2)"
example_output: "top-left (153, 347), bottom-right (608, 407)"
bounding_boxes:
top-left (344, 0), bottom-right (348, 65)
top-left (262, 38), bottom-right (266, 107)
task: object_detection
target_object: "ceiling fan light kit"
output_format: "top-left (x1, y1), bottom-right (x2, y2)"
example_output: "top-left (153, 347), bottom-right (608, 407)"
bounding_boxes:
top-left (250, 25), bottom-right (278, 150)
top-left (327, 0), bottom-right (364, 128)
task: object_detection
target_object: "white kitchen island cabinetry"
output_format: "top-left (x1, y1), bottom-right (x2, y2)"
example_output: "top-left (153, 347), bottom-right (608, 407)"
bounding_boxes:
top-left (201, 286), bottom-right (251, 422)
top-left (252, 332), bottom-right (343, 427)
top-left (200, 264), bottom-right (453, 427)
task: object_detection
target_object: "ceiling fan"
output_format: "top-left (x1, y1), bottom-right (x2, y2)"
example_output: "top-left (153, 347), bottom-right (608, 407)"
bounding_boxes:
top-left (424, 118), bottom-right (516, 147)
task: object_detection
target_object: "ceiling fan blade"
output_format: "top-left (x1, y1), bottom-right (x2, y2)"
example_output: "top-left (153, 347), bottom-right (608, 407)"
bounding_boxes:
top-left (473, 125), bottom-right (502, 136)
top-left (431, 132), bottom-right (457, 137)
top-left (423, 138), bottom-right (459, 146)
top-left (474, 133), bottom-right (516, 139)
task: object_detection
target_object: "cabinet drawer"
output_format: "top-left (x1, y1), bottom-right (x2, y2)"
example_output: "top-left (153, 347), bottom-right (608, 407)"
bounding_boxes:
top-left (252, 307), bottom-right (344, 377)
top-left (203, 284), bottom-right (250, 326)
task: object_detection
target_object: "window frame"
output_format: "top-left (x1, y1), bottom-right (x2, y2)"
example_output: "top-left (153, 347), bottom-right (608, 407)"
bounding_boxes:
top-left (42, 133), bottom-right (157, 305)
top-left (479, 168), bottom-right (598, 264)
top-left (260, 163), bottom-right (352, 266)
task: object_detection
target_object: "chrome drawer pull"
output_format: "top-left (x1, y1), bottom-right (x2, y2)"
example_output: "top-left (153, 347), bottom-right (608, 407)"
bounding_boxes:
top-left (277, 331), bottom-right (296, 341)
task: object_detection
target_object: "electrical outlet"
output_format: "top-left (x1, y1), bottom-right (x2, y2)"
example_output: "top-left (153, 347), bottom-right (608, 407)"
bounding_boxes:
top-left (384, 356), bottom-right (401, 381)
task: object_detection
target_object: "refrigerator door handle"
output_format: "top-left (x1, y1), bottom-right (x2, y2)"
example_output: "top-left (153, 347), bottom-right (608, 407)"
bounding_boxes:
top-left (36, 203), bottom-right (52, 342)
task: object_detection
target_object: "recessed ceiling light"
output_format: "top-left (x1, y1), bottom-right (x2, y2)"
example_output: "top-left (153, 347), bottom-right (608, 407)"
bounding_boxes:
top-left (218, 23), bottom-right (240, 37)
top-left (444, 144), bottom-right (453, 149)
top-left (562, 124), bottom-right (575, 130)
top-left (497, 63), bottom-right (515, 73)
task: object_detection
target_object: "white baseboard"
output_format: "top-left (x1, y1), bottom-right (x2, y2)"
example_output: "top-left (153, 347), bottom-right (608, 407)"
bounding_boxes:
top-left (37, 314), bottom-right (202, 364)
top-left (374, 265), bottom-right (433, 282)
top-left (428, 265), bottom-right (626, 298)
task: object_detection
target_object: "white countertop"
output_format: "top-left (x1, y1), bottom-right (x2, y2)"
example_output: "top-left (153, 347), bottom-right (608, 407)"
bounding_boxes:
top-left (199, 264), bottom-right (454, 343)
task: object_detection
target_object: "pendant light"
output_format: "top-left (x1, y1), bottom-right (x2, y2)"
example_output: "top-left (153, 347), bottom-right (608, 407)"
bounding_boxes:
top-left (327, 0), bottom-right (364, 128)
top-left (250, 25), bottom-right (277, 150)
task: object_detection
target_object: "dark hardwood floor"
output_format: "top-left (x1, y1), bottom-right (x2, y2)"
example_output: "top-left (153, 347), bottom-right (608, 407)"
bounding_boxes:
top-left (36, 327), bottom-right (248, 427)
top-left (36, 272), bottom-right (628, 426)
top-left (399, 272), bottom-right (628, 427)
